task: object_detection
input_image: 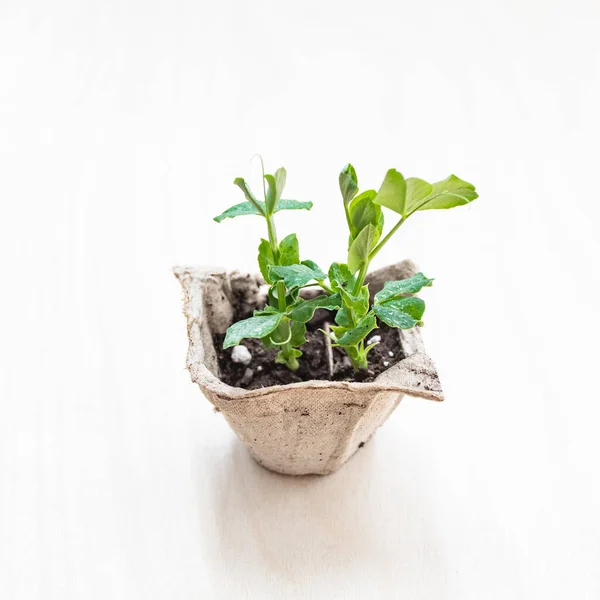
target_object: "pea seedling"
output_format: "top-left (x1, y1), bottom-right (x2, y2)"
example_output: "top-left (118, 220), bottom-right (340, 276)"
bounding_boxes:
top-left (213, 163), bottom-right (339, 370)
top-left (214, 162), bottom-right (477, 372)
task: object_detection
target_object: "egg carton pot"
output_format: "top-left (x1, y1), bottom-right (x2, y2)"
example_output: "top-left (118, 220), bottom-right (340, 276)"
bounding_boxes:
top-left (173, 260), bottom-right (444, 476)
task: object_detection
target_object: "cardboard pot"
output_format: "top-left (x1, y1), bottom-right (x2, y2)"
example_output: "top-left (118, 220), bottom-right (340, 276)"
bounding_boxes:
top-left (174, 260), bottom-right (444, 476)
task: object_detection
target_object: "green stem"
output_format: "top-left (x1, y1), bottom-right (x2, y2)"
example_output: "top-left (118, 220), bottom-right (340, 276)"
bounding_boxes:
top-left (344, 218), bottom-right (408, 372)
top-left (350, 218), bottom-right (406, 298)
top-left (317, 281), bottom-right (335, 294)
top-left (352, 261), bottom-right (369, 296)
top-left (349, 346), bottom-right (368, 371)
top-left (266, 215), bottom-right (280, 263)
top-left (276, 280), bottom-right (297, 369)
top-left (343, 202), bottom-right (355, 238)
top-left (368, 216), bottom-right (406, 262)
top-left (356, 350), bottom-right (368, 370)
top-left (265, 213), bottom-right (298, 370)
top-left (342, 261), bottom-right (370, 370)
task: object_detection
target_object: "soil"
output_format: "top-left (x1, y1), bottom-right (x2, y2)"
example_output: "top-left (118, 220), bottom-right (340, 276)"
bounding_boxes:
top-left (213, 311), bottom-right (406, 390)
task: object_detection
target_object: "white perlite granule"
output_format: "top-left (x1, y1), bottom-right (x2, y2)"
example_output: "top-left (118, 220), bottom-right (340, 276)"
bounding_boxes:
top-left (383, 360), bottom-right (390, 367)
top-left (231, 345), bottom-right (252, 366)
top-left (366, 335), bottom-right (381, 345)
top-left (388, 351), bottom-right (394, 357)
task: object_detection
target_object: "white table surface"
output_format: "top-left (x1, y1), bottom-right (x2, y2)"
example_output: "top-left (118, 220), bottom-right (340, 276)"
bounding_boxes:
top-left (2, 1), bottom-right (599, 598)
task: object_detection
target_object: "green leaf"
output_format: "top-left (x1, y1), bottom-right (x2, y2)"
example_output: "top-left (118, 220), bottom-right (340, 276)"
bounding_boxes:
top-left (348, 190), bottom-right (381, 237)
top-left (290, 320), bottom-right (307, 346)
top-left (279, 233), bottom-right (300, 266)
top-left (275, 167), bottom-right (287, 205)
top-left (334, 307), bottom-right (351, 328)
top-left (233, 178), bottom-right (265, 214)
top-left (263, 167), bottom-right (287, 214)
top-left (213, 201), bottom-right (263, 223)
top-left (373, 303), bottom-right (422, 329)
top-left (404, 178), bottom-right (433, 215)
top-left (374, 272), bottom-right (434, 303)
top-left (364, 340), bottom-right (380, 356)
top-left (336, 314), bottom-right (377, 346)
top-left (213, 198), bottom-right (312, 223)
top-left (376, 209), bottom-right (385, 236)
top-left (329, 323), bottom-right (346, 338)
top-left (269, 263), bottom-right (324, 288)
top-left (373, 171), bottom-right (477, 217)
top-left (373, 168), bottom-right (406, 216)
top-left (223, 313), bottom-right (283, 348)
top-left (276, 347), bottom-right (302, 365)
top-left (275, 199), bottom-right (313, 213)
top-left (347, 224), bottom-right (380, 273)
top-left (407, 175), bottom-right (477, 215)
top-left (339, 163), bottom-right (358, 206)
top-left (340, 285), bottom-right (369, 316)
top-left (328, 262), bottom-right (356, 292)
top-left (378, 296), bottom-right (425, 320)
top-left (373, 296), bottom-right (425, 329)
top-left (289, 293), bottom-right (342, 323)
top-left (253, 305), bottom-right (279, 316)
top-left (264, 174), bottom-right (277, 214)
top-left (342, 344), bottom-right (362, 364)
top-left (258, 239), bottom-right (275, 283)
top-left (300, 259), bottom-right (326, 280)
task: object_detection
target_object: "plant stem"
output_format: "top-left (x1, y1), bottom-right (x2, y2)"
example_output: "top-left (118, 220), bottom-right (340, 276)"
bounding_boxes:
top-left (343, 202), bottom-right (355, 238)
top-left (266, 215), bottom-right (280, 263)
top-left (348, 346), bottom-right (368, 371)
top-left (317, 281), bottom-right (335, 294)
top-left (346, 219), bottom-right (405, 370)
top-left (350, 218), bottom-right (406, 299)
top-left (265, 213), bottom-right (298, 370)
top-left (368, 216), bottom-right (406, 262)
top-left (341, 260), bottom-right (371, 370)
top-left (344, 217), bottom-right (409, 372)
top-left (355, 351), bottom-right (368, 370)
top-left (352, 261), bottom-right (369, 296)
top-left (277, 281), bottom-right (298, 370)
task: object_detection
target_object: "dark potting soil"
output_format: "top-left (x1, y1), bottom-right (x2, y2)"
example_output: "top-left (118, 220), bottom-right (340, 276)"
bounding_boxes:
top-left (213, 318), bottom-right (406, 391)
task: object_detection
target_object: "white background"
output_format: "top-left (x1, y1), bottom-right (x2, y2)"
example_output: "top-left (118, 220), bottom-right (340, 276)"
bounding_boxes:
top-left (1, 1), bottom-right (600, 598)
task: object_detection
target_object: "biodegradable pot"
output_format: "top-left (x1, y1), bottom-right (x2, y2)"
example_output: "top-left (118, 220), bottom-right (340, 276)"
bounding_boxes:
top-left (174, 260), bottom-right (444, 476)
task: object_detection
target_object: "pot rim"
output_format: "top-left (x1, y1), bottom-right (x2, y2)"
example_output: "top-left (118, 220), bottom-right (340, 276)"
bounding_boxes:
top-left (174, 264), bottom-right (444, 403)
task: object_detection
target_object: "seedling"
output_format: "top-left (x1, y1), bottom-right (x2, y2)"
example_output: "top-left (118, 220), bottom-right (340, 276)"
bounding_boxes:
top-left (213, 161), bottom-right (337, 370)
top-left (324, 164), bottom-right (477, 369)
top-left (214, 161), bottom-right (477, 372)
